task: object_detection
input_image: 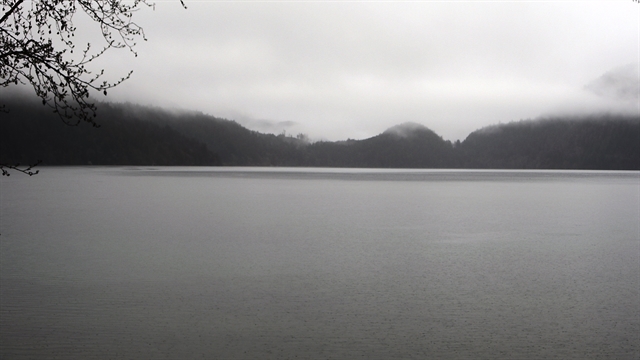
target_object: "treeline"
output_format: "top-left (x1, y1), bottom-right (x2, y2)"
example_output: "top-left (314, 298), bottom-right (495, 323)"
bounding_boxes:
top-left (458, 117), bottom-right (639, 170)
top-left (1, 99), bottom-right (219, 166)
top-left (1, 97), bottom-right (638, 170)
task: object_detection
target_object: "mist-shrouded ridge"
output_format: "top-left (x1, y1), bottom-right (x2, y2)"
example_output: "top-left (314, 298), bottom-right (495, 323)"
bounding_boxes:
top-left (459, 115), bottom-right (639, 170)
top-left (585, 63), bottom-right (639, 103)
top-left (1, 96), bottom-right (638, 170)
top-left (383, 122), bottom-right (433, 138)
top-left (0, 97), bottom-right (220, 166)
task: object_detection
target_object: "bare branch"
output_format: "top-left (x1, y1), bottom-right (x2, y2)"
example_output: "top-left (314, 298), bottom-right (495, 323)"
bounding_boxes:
top-left (0, 0), bottom-right (183, 175)
top-left (1, 0), bottom-right (155, 126)
top-left (0, 0), bottom-right (24, 25)
top-left (0, 161), bottom-right (41, 176)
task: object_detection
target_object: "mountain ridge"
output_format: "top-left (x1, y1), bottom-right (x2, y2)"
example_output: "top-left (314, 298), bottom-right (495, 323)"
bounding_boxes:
top-left (2, 98), bottom-right (638, 170)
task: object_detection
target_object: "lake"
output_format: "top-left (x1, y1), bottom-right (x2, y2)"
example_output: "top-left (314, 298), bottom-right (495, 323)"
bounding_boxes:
top-left (1, 167), bottom-right (638, 359)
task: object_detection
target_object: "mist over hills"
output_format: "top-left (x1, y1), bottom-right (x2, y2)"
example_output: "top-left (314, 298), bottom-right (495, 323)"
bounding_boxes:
top-left (585, 63), bottom-right (639, 103)
top-left (459, 116), bottom-right (639, 169)
top-left (2, 97), bottom-right (638, 170)
top-left (1, 99), bottom-right (220, 166)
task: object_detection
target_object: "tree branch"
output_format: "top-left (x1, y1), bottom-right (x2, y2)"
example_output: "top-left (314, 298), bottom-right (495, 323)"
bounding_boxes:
top-left (0, 161), bottom-right (41, 176)
top-left (0, 0), bottom-right (24, 25)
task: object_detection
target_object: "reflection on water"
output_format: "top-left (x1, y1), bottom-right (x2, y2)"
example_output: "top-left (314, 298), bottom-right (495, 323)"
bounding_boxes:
top-left (1, 167), bottom-right (638, 359)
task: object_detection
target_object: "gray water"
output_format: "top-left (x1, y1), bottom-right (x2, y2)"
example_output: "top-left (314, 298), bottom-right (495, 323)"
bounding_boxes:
top-left (1, 167), bottom-right (638, 359)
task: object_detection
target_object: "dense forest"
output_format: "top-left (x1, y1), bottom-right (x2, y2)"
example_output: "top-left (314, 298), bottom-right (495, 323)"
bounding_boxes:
top-left (2, 97), bottom-right (638, 170)
top-left (458, 117), bottom-right (639, 170)
top-left (1, 99), bottom-right (219, 166)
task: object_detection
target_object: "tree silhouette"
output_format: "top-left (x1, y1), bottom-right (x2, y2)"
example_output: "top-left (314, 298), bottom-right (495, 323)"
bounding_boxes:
top-left (1, 0), bottom-right (185, 175)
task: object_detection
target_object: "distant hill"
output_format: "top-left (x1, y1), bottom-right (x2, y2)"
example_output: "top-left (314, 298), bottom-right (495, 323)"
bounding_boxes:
top-left (303, 123), bottom-right (455, 168)
top-left (585, 63), bottom-right (639, 103)
top-left (1, 98), bottom-right (220, 166)
top-left (1, 97), bottom-right (638, 170)
top-left (459, 115), bottom-right (639, 170)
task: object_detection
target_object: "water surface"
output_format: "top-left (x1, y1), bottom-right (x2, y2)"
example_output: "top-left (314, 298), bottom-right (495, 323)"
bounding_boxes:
top-left (1, 167), bottom-right (638, 359)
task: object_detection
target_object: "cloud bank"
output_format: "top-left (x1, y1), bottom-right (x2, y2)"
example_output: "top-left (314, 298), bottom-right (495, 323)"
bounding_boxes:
top-left (54, 1), bottom-right (640, 141)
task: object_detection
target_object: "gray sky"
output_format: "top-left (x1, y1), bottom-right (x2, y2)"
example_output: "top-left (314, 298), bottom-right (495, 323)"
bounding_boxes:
top-left (89, 0), bottom-right (638, 141)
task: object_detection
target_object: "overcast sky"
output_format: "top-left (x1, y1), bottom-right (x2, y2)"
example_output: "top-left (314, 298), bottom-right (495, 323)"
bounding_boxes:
top-left (89, 0), bottom-right (638, 141)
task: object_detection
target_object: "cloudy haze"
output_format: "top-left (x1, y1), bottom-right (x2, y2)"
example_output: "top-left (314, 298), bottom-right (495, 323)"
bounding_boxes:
top-left (85, 1), bottom-right (638, 141)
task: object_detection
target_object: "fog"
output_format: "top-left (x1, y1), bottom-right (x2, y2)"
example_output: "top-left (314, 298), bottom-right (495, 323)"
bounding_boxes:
top-left (29, 1), bottom-right (640, 141)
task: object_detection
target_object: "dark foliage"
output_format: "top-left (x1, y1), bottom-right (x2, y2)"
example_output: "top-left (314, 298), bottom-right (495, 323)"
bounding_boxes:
top-left (1, 97), bottom-right (220, 166)
top-left (303, 124), bottom-right (455, 168)
top-left (459, 116), bottom-right (640, 170)
top-left (93, 103), bottom-right (310, 166)
top-left (0, 0), bottom-right (194, 174)
top-left (2, 98), bottom-right (638, 170)
top-left (1, 0), bottom-right (154, 126)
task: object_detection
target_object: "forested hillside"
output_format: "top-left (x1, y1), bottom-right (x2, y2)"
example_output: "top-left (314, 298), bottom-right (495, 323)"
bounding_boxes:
top-left (1, 99), bottom-right (220, 166)
top-left (2, 98), bottom-right (638, 170)
top-left (303, 123), bottom-right (456, 168)
top-left (459, 116), bottom-right (640, 170)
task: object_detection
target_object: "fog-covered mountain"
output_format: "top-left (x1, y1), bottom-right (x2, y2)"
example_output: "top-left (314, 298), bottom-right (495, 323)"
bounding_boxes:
top-left (2, 98), bottom-right (638, 170)
top-left (1, 99), bottom-right (220, 166)
top-left (458, 115), bottom-right (639, 170)
top-left (585, 63), bottom-right (639, 103)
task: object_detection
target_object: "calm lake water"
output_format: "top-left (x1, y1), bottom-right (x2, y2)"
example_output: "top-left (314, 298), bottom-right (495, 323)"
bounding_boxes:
top-left (1, 167), bottom-right (638, 359)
